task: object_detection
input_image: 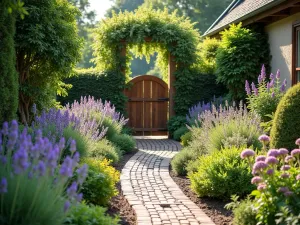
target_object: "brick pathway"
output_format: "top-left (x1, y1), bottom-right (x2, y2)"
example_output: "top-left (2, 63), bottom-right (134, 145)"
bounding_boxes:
top-left (121, 138), bottom-right (215, 225)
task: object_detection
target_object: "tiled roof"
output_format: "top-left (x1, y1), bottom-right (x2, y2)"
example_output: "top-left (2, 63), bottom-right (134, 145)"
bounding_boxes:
top-left (204, 0), bottom-right (284, 36)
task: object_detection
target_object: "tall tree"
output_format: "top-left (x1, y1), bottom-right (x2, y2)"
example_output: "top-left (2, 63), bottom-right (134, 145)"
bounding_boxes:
top-left (15, 0), bottom-right (83, 123)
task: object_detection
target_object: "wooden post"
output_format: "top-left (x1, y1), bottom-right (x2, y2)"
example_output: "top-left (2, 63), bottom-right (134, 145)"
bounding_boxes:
top-left (120, 40), bottom-right (126, 76)
top-left (168, 53), bottom-right (176, 118)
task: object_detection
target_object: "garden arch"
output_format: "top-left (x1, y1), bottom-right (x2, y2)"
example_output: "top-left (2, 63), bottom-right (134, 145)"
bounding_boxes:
top-left (93, 7), bottom-right (201, 133)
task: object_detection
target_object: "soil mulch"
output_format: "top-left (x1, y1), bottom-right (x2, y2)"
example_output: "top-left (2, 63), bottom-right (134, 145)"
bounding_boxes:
top-left (107, 148), bottom-right (138, 225)
top-left (169, 170), bottom-right (233, 225)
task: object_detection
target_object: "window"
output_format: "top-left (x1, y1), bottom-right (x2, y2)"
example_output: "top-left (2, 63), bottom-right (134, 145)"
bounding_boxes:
top-left (292, 21), bottom-right (300, 84)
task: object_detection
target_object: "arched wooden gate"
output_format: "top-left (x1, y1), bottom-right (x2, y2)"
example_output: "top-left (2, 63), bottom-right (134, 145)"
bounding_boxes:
top-left (124, 75), bottom-right (168, 136)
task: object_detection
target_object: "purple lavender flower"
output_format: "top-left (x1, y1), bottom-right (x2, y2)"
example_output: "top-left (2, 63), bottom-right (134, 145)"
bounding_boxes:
top-left (13, 147), bottom-right (29, 174)
top-left (76, 193), bottom-right (83, 202)
top-left (245, 80), bottom-right (251, 95)
top-left (258, 134), bottom-right (270, 144)
top-left (254, 87), bottom-right (258, 96)
top-left (64, 200), bottom-right (71, 213)
top-left (251, 176), bottom-right (263, 184)
top-left (37, 161), bottom-right (46, 176)
top-left (251, 82), bottom-right (256, 91)
top-left (67, 181), bottom-right (78, 199)
top-left (291, 149), bottom-right (300, 157)
top-left (60, 156), bottom-right (73, 178)
top-left (271, 92), bottom-right (275, 98)
top-left (76, 164), bottom-right (88, 184)
top-left (270, 73), bottom-right (274, 80)
top-left (255, 155), bottom-right (266, 162)
top-left (266, 82), bottom-right (270, 92)
top-left (276, 69), bottom-right (280, 79)
top-left (70, 140), bottom-right (76, 153)
top-left (280, 83), bottom-right (285, 92)
top-left (0, 178), bottom-right (7, 193)
top-left (267, 149), bottom-right (279, 157)
top-left (284, 79), bottom-right (287, 86)
top-left (2, 122), bottom-right (8, 135)
top-left (258, 75), bottom-right (262, 84)
top-left (266, 168), bottom-right (274, 175)
top-left (281, 165), bottom-right (291, 171)
top-left (240, 149), bottom-right (255, 159)
top-left (265, 156), bottom-right (278, 165)
top-left (261, 65), bottom-right (266, 80)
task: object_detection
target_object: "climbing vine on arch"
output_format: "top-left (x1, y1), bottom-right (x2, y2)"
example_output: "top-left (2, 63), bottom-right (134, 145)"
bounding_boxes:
top-left (93, 6), bottom-right (202, 115)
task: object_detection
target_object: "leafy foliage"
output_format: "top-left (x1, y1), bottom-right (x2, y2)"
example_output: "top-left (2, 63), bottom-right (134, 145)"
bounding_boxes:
top-left (173, 126), bottom-right (188, 141)
top-left (81, 158), bottom-right (119, 206)
top-left (216, 23), bottom-right (271, 100)
top-left (58, 69), bottom-right (126, 113)
top-left (181, 131), bottom-right (191, 147)
top-left (270, 83), bottom-right (300, 149)
top-left (0, 6), bottom-right (18, 123)
top-left (15, 0), bottom-right (83, 123)
top-left (197, 38), bottom-right (220, 74)
top-left (171, 147), bottom-right (199, 176)
top-left (167, 116), bottom-right (187, 137)
top-left (64, 203), bottom-right (119, 225)
top-left (189, 146), bottom-right (254, 199)
top-left (110, 134), bottom-right (135, 153)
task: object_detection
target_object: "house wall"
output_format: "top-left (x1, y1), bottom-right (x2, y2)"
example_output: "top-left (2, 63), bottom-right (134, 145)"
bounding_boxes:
top-left (265, 12), bottom-right (300, 87)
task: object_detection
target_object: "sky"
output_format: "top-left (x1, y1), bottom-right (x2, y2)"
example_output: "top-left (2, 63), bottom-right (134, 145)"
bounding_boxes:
top-left (89, 0), bottom-right (114, 20)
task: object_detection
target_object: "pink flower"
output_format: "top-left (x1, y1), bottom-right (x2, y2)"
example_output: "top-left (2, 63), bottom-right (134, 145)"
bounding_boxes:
top-left (278, 148), bottom-right (289, 156)
top-left (281, 165), bottom-right (291, 171)
top-left (258, 135), bottom-right (270, 144)
top-left (251, 176), bottom-right (263, 184)
top-left (296, 174), bottom-right (300, 180)
top-left (255, 155), bottom-right (266, 162)
top-left (257, 183), bottom-right (267, 191)
top-left (296, 138), bottom-right (300, 146)
top-left (291, 149), bottom-right (300, 157)
top-left (285, 155), bottom-right (295, 163)
top-left (267, 149), bottom-right (279, 157)
top-left (241, 149), bottom-right (255, 159)
top-left (265, 156), bottom-right (278, 165)
top-left (253, 161), bottom-right (268, 174)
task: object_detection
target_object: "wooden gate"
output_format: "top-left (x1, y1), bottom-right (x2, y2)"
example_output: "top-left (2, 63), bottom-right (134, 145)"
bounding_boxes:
top-left (124, 75), bottom-right (169, 136)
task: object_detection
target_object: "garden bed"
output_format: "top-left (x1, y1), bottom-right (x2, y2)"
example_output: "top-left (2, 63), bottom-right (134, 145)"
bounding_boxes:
top-left (169, 169), bottom-right (233, 225)
top-left (107, 148), bottom-right (138, 225)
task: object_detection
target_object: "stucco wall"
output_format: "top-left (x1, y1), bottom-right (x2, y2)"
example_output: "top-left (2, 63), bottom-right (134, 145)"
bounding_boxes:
top-left (265, 13), bottom-right (300, 87)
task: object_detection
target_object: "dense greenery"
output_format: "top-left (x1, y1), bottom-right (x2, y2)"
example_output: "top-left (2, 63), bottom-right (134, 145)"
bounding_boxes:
top-left (58, 69), bottom-right (126, 113)
top-left (110, 134), bottom-right (136, 153)
top-left (197, 38), bottom-right (220, 74)
top-left (0, 6), bottom-right (18, 123)
top-left (216, 23), bottom-right (271, 100)
top-left (93, 7), bottom-right (204, 115)
top-left (15, 0), bottom-right (82, 123)
top-left (270, 83), bottom-right (300, 149)
top-left (189, 147), bottom-right (254, 199)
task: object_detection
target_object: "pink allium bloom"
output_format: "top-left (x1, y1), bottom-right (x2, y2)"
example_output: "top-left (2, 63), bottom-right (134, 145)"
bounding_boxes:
top-left (296, 138), bottom-right (300, 146)
top-left (257, 183), bottom-right (267, 191)
top-left (285, 155), bottom-right (295, 163)
top-left (240, 149), bottom-right (255, 159)
top-left (267, 149), bottom-right (279, 157)
top-left (251, 176), bottom-right (263, 184)
top-left (253, 161), bottom-right (268, 174)
top-left (281, 173), bottom-right (290, 178)
top-left (296, 174), bottom-right (300, 180)
top-left (258, 134), bottom-right (270, 143)
top-left (284, 191), bottom-right (293, 197)
top-left (278, 187), bottom-right (289, 193)
top-left (265, 156), bottom-right (278, 165)
top-left (291, 149), bottom-right (300, 157)
top-left (278, 148), bottom-right (289, 156)
top-left (266, 169), bottom-right (274, 176)
top-left (255, 155), bottom-right (266, 162)
top-left (281, 165), bottom-right (291, 171)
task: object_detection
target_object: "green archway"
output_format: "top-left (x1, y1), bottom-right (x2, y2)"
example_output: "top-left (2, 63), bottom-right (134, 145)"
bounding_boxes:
top-left (93, 7), bottom-right (201, 116)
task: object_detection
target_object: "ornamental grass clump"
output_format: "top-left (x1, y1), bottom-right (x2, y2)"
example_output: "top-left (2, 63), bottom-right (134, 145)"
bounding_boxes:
top-left (240, 135), bottom-right (300, 224)
top-left (193, 101), bottom-right (262, 151)
top-left (0, 120), bottom-right (88, 225)
top-left (245, 65), bottom-right (286, 122)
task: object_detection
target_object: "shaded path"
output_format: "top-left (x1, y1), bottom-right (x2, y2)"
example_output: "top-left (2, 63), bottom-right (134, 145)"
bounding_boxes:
top-left (121, 138), bottom-right (215, 225)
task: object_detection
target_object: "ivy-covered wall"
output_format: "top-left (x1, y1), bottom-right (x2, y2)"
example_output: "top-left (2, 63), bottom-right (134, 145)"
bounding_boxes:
top-left (58, 69), bottom-right (126, 113)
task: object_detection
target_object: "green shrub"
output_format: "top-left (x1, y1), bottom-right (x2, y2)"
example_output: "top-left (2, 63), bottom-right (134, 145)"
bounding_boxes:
top-left (63, 126), bottom-right (89, 158)
top-left (189, 146), bottom-right (254, 199)
top-left (64, 203), bottom-right (119, 225)
top-left (171, 148), bottom-right (199, 176)
top-left (88, 139), bottom-right (122, 164)
top-left (181, 131), bottom-right (192, 146)
top-left (173, 126), bottom-right (188, 141)
top-left (270, 83), bottom-right (300, 150)
top-left (198, 38), bottom-right (220, 74)
top-left (0, 6), bottom-right (18, 123)
top-left (81, 158), bottom-right (119, 206)
top-left (101, 117), bottom-right (122, 141)
top-left (121, 125), bottom-right (133, 135)
top-left (110, 134), bottom-right (135, 153)
top-left (167, 116), bottom-right (187, 137)
top-left (216, 23), bottom-right (270, 100)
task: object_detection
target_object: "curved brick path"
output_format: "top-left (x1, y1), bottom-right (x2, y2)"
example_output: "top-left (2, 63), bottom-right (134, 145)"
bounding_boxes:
top-left (121, 138), bottom-right (215, 225)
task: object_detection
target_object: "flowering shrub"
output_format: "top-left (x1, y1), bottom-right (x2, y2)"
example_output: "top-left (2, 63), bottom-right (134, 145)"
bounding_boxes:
top-left (240, 136), bottom-right (300, 224)
top-left (0, 120), bottom-right (87, 225)
top-left (193, 101), bottom-right (262, 151)
top-left (186, 101), bottom-right (211, 125)
top-left (245, 65), bottom-right (286, 122)
top-left (81, 158), bottom-right (119, 206)
top-left (189, 146), bottom-right (254, 199)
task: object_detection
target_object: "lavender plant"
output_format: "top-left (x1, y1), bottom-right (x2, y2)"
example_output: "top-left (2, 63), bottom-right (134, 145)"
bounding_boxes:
top-left (193, 101), bottom-right (262, 151)
top-left (0, 120), bottom-right (88, 225)
top-left (240, 136), bottom-right (300, 224)
top-left (245, 65), bottom-right (287, 122)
